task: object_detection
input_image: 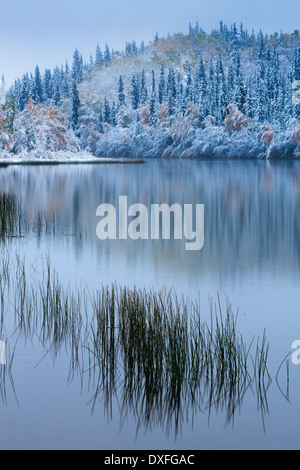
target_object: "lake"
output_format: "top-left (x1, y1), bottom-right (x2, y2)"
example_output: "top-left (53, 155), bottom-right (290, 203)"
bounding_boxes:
top-left (0, 159), bottom-right (299, 450)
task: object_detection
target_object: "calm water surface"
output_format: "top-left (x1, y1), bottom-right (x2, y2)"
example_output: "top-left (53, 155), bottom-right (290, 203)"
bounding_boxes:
top-left (0, 159), bottom-right (300, 450)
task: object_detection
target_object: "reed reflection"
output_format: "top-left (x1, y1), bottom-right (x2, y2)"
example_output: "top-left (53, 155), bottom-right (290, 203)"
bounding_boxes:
top-left (0, 161), bottom-right (300, 280)
top-left (0, 254), bottom-right (287, 436)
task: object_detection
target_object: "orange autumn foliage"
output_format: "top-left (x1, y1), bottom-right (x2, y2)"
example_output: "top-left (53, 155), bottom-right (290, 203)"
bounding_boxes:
top-left (261, 125), bottom-right (275, 146)
top-left (289, 119), bottom-right (300, 145)
top-left (12, 99), bottom-right (78, 153)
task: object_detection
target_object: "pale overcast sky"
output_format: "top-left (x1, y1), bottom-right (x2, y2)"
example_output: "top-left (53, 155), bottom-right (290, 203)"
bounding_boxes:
top-left (0, 0), bottom-right (299, 85)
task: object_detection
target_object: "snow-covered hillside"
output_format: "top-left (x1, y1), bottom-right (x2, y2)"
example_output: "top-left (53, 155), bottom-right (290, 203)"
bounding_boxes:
top-left (3, 21), bottom-right (300, 159)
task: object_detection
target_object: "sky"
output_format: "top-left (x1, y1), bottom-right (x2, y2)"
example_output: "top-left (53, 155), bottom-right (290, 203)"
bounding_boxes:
top-left (0, 0), bottom-right (299, 86)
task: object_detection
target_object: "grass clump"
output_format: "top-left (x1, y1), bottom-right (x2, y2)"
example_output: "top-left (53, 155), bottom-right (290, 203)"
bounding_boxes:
top-left (0, 255), bottom-right (285, 434)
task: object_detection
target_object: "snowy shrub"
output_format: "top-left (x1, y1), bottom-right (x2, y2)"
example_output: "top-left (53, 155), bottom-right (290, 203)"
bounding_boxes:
top-left (202, 115), bottom-right (217, 128)
top-left (289, 119), bottom-right (300, 145)
top-left (80, 122), bottom-right (102, 154)
top-left (116, 106), bottom-right (135, 128)
top-left (11, 99), bottom-right (80, 154)
top-left (78, 106), bottom-right (103, 154)
top-left (78, 105), bottom-right (102, 152)
top-left (138, 105), bottom-right (151, 125)
top-left (157, 103), bottom-right (169, 126)
top-left (170, 115), bottom-right (191, 143)
top-left (184, 102), bottom-right (202, 127)
top-left (224, 104), bottom-right (248, 132)
top-left (261, 125), bottom-right (275, 146)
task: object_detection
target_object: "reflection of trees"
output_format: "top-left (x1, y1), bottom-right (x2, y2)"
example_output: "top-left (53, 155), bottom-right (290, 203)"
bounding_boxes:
top-left (0, 161), bottom-right (300, 278)
top-left (1, 255), bottom-right (285, 436)
top-left (0, 160), bottom-right (296, 433)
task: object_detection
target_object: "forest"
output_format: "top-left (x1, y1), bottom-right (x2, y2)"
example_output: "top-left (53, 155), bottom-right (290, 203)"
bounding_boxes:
top-left (1, 21), bottom-right (300, 159)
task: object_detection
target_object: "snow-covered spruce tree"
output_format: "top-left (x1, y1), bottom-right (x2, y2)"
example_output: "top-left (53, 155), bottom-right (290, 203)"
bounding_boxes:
top-left (149, 70), bottom-right (157, 121)
top-left (104, 44), bottom-right (111, 65)
top-left (71, 81), bottom-right (81, 130)
top-left (103, 97), bottom-right (111, 124)
top-left (140, 70), bottom-right (148, 104)
top-left (185, 66), bottom-right (193, 103)
top-left (88, 55), bottom-right (94, 72)
top-left (95, 44), bottom-right (103, 67)
top-left (213, 55), bottom-right (228, 122)
top-left (98, 109), bottom-right (104, 133)
top-left (43, 69), bottom-right (53, 102)
top-left (19, 75), bottom-right (31, 111)
top-left (166, 68), bottom-right (176, 116)
top-left (130, 75), bottom-right (140, 110)
top-left (158, 65), bottom-right (166, 105)
top-left (118, 76), bottom-right (126, 107)
top-left (53, 83), bottom-right (61, 107)
top-left (61, 68), bottom-right (70, 98)
top-left (33, 65), bottom-right (44, 104)
top-left (195, 57), bottom-right (207, 116)
top-left (111, 101), bottom-right (117, 127)
top-left (72, 48), bottom-right (83, 84)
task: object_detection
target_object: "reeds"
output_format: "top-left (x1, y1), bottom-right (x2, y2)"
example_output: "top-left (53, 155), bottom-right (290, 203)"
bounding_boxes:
top-left (0, 193), bottom-right (28, 241)
top-left (0, 254), bottom-right (289, 434)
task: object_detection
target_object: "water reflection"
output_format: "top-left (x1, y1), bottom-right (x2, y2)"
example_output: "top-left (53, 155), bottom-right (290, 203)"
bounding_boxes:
top-left (0, 254), bottom-right (281, 436)
top-left (0, 161), bottom-right (300, 281)
top-left (0, 160), bottom-right (298, 447)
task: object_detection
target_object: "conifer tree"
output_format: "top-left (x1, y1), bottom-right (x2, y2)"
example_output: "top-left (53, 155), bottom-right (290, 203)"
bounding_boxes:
top-left (149, 70), bottom-right (157, 120)
top-left (71, 80), bottom-right (81, 129)
top-left (130, 75), bottom-right (140, 110)
top-left (44, 69), bottom-right (53, 100)
top-left (140, 70), bottom-right (148, 104)
top-left (185, 66), bottom-right (193, 102)
top-left (19, 75), bottom-right (30, 111)
top-left (195, 57), bottom-right (207, 108)
top-left (88, 55), bottom-right (94, 72)
top-left (104, 44), bottom-right (111, 64)
top-left (33, 65), bottom-right (43, 104)
top-left (2, 95), bottom-right (17, 134)
top-left (103, 96), bottom-right (111, 123)
top-left (53, 82), bottom-right (61, 106)
top-left (234, 74), bottom-right (246, 112)
top-left (72, 48), bottom-right (83, 83)
top-left (98, 108), bottom-right (104, 133)
top-left (111, 101), bottom-right (117, 126)
top-left (118, 76), bottom-right (126, 106)
top-left (258, 30), bottom-right (265, 60)
top-left (158, 65), bottom-right (166, 104)
top-left (95, 44), bottom-right (103, 67)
